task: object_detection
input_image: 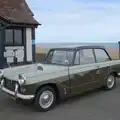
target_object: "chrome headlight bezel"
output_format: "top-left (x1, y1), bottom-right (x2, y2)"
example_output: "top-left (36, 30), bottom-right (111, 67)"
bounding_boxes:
top-left (0, 70), bottom-right (4, 79)
top-left (18, 74), bottom-right (26, 86)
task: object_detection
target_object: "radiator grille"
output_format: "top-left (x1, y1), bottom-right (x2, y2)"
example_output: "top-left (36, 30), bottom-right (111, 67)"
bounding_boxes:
top-left (4, 78), bottom-right (18, 91)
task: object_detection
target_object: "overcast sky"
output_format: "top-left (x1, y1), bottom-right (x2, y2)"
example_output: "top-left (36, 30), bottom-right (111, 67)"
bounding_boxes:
top-left (27, 0), bottom-right (120, 43)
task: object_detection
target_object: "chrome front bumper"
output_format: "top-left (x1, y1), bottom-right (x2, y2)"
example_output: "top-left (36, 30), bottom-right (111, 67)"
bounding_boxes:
top-left (118, 73), bottom-right (120, 77)
top-left (0, 79), bottom-right (35, 100)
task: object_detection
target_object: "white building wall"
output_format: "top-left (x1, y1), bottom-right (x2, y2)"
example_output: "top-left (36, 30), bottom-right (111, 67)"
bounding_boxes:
top-left (26, 28), bottom-right (32, 62)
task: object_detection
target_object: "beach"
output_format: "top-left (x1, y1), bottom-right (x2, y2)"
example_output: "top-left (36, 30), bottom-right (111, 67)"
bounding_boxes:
top-left (36, 46), bottom-right (120, 62)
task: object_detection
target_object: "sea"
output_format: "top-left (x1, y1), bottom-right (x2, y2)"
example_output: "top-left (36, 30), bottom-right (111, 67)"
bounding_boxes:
top-left (36, 43), bottom-right (120, 50)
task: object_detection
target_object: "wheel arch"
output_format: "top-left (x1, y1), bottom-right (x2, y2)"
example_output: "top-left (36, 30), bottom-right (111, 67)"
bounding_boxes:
top-left (112, 71), bottom-right (118, 77)
top-left (109, 70), bottom-right (118, 78)
top-left (35, 83), bottom-right (60, 101)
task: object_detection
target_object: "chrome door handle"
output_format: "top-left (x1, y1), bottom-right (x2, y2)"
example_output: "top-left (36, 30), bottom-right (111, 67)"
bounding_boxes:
top-left (79, 72), bottom-right (85, 76)
top-left (96, 65), bottom-right (99, 69)
top-left (96, 70), bottom-right (100, 75)
top-left (96, 65), bottom-right (100, 74)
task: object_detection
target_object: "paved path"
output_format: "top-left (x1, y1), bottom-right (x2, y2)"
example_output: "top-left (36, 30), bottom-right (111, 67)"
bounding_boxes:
top-left (0, 81), bottom-right (120, 120)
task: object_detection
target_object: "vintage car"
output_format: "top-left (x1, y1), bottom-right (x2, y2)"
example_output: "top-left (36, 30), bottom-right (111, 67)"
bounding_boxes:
top-left (0, 45), bottom-right (120, 112)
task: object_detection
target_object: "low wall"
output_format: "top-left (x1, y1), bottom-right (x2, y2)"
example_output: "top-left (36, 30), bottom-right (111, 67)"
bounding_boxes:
top-left (36, 53), bottom-right (46, 63)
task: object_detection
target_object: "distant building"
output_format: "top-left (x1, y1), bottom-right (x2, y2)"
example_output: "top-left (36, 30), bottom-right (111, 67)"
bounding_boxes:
top-left (0, 0), bottom-right (40, 68)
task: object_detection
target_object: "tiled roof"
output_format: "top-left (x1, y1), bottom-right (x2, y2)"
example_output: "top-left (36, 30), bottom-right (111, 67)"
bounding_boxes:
top-left (0, 0), bottom-right (40, 25)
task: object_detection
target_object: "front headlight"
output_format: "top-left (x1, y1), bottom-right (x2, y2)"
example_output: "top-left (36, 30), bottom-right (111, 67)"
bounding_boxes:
top-left (18, 74), bottom-right (26, 86)
top-left (0, 70), bottom-right (4, 79)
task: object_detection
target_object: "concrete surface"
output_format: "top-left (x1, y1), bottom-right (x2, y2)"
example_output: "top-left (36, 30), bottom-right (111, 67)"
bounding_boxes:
top-left (0, 80), bottom-right (120, 120)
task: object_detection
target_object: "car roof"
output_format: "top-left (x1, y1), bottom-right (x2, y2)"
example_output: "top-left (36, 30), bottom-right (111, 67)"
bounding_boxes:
top-left (51, 44), bottom-right (105, 50)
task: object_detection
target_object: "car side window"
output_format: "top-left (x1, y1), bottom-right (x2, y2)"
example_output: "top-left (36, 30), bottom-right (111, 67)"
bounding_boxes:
top-left (80, 49), bottom-right (95, 65)
top-left (74, 51), bottom-right (80, 65)
top-left (94, 49), bottom-right (110, 62)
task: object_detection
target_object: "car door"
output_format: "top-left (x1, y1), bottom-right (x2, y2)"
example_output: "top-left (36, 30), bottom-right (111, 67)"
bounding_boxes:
top-left (93, 49), bottom-right (111, 86)
top-left (69, 49), bottom-right (99, 95)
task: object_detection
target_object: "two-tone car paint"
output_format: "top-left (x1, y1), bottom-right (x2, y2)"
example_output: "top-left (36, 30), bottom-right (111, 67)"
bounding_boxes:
top-left (1, 45), bottom-right (120, 101)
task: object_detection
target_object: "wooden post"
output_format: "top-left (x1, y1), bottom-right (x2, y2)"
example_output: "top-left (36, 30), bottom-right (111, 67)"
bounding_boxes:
top-left (118, 41), bottom-right (120, 59)
top-left (0, 28), bottom-right (5, 69)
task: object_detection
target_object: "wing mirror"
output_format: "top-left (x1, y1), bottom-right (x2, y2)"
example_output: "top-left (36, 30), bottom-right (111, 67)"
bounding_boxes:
top-left (65, 60), bottom-right (69, 66)
top-left (37, 64), bottom-right (43, 71)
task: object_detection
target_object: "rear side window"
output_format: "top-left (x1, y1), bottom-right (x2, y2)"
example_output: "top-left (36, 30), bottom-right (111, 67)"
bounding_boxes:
top-left (80, 49), bottom-right (95, 65)
top-left (74, 49), bottom-right (95, 65)
top-left (94, 49), bottom-right (110, 62)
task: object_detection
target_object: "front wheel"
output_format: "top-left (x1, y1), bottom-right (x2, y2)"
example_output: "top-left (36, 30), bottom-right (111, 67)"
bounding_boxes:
top-left (34, 86), bottom-right (56, 112)
top-left (105, 74), bottom-right (116, 90)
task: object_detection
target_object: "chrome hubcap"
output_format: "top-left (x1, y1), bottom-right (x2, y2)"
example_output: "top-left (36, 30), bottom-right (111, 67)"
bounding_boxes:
top-left (107, 75), bottom-right (115, 88)
top-left (39, 90), bottom-right (54, 109)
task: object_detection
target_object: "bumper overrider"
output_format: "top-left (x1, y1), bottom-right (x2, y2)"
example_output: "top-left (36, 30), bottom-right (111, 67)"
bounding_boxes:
top-left (118, 73), bottom-right (120, 77)
top-left (0, 72), bottom-right (35, 100)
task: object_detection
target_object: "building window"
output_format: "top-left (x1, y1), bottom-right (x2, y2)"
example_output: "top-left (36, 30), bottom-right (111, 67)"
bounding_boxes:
top-left (14, 30), bottom-right (22, 45)
top-left (5, 29), bottom-right (23, 45)
top-left (5, 29), bottom-right (13, 45)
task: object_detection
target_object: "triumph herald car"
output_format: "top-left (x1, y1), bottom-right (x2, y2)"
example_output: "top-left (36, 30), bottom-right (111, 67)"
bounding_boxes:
top-left (0, 45), bottom-right (120, 112)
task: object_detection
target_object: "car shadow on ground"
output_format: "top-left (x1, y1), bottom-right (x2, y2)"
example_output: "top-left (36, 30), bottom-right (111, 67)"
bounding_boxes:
top-left (57, 80), bottom-right (120, 107)
top-left (0, 80), bottom-right (120, 113)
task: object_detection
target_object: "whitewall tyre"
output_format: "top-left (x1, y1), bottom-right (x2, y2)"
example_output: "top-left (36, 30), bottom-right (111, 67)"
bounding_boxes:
top-left (34, 86), bottom-right (56, 112)
top-left (105, 74), bottom-right (116, 90)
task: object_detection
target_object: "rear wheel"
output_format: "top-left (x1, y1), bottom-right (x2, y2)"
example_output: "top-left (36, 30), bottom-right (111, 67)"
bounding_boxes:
top-left (34, 86), bottom-right (56, 112)
top-left (105, 74), bottom-right (116, 90)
